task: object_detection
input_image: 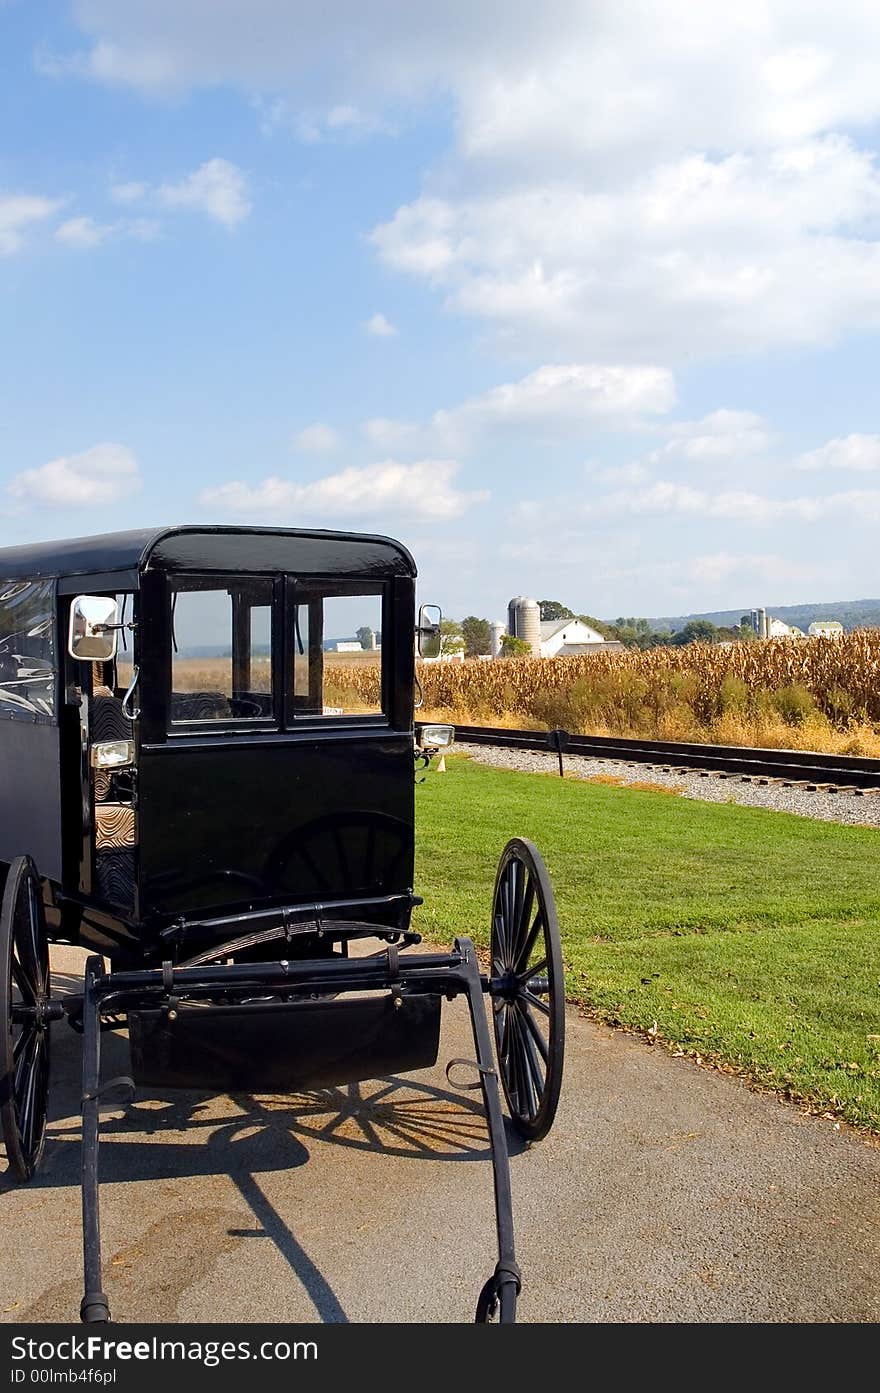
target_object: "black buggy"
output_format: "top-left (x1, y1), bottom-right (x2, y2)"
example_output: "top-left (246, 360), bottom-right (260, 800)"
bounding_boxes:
top-left (0, 526), bottom-right (564, 1324)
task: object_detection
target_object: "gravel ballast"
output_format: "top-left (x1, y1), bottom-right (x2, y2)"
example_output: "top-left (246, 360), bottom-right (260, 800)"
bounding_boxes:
top-left (454, 741), bottom-right (880, 827)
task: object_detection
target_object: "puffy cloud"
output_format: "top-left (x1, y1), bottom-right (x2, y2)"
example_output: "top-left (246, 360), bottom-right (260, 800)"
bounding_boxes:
top-left (371, 138), bottom-right (880, 359)
top-left (62, 4), bottom-right (880, 360)
top-left (362, 363), bottom-right (675, 456)
top-left (63, 3), bottom-right (880, 155)
top-left (0, 193), bottom-right (63, 255)
top-left (286, 103), bottom-right (397, 143)
top-left (7, 443), bottom-right (141, 507)
top-left (587, 479), bottom-right (880, 524)
top-left (110, 180), bottom-right (147, 203)
top-left (55, 214), bottom-right (160, 248)
top-left (689, 552), bottom-right (819, 587)
top-left (55, 216), bottom-right (116, 248)
top-left (445, 363), bottom-right (674, 433)
top-left (363, 312), bottom-right (398, 337)
top-left (157, 158), bottom-right (250, 227)
top-left (292, 422), bottom-right (341, 453)
top-left (796, 433), bottom-right (880, 472)
top-left (657, 410), bottom-right (771, 462)
top-left (362, 417), bottom-right (420, 448)
top-left (200, 459), bottom-right (488, 521)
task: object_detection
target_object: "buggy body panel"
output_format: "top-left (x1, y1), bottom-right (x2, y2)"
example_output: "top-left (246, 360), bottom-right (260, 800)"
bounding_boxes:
top-left (0, 525), bottom-right (418, 957)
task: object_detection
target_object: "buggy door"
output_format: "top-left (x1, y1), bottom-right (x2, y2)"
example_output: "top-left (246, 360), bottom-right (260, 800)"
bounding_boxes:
top-left (136, 572), bottom-right (414, 921)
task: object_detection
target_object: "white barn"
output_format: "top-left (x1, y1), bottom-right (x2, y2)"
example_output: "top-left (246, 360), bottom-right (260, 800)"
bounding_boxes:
top-left (539, 619), bottom-right (624, 658)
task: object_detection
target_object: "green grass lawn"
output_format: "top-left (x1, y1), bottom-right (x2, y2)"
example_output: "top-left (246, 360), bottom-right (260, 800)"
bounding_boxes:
top-left (414, 755), bottom-right (880, 1130)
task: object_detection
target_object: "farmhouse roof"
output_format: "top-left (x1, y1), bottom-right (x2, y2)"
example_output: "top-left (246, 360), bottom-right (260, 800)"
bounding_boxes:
top-left (539, 619), bottom-right (571, 639)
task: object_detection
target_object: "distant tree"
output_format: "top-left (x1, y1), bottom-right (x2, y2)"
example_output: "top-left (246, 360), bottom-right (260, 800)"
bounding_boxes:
top-left (460, 615), bottom-right (492, 657)
top-left (578, 614), bottom-right (617, 639)
top-left (674, 619), bottom-right (719, 646)
top-left (500, 634), bottom-right (532, 657)
top-left (439, 618), bottom-right (465, 656)
top-left (355, 625), bottom-right (374, 650)
top-left (737, 620), bottom-right (757, 641)
top-left (539, 600), bottom-right (574, 622)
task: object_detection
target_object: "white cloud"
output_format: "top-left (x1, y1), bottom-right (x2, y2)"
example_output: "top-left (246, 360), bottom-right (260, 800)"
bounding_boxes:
top-left (363, 363), bottom-right (675, 457)
top-left (796, 433), bottom-right (880, 472)
top-left (444, 363), bottom-right (674, 435)
top-left (56, 4), bottom-right (880, 360)
top-left (54, 214), bottom-right (160, 248)
top-left (55, 216), bottom-right (116, 248)
top-left (201, 459), bottom-right (488, 521)
top-left (363, 312), bottom-right (398, 337)
top-left (689, 552), bottom-right (819, 587)
top-left (158, 158), bottom-right (250, 227)
top-left (63, 3), bottom-right (880, 152)
top-left (371, 137), bottom-right (880, 359)
top-left (292, 422), bottom-right (341, 453)
top-left (7, 443), bottom-right (141, 507)
top-left (587, 479), bottom-right (880, 525)
top-left (588, 461), bottom-right (652, 486)
top-left (362, 417), bottom-right (420, 448)
top-left (656, 410), bottom-right (771, 462)
top-left (294, 104), bottom-right (397, 143)
top-left (0, 193), bottom-right (63, 255)
top-left (110, 180), bottom-right (147, 203)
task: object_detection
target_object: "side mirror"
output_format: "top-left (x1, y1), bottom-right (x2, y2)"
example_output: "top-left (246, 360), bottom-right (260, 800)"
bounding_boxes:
top-left (417, 604), bottom-right (442, 659)
top-left (68, 596), bottom-right (120, 661)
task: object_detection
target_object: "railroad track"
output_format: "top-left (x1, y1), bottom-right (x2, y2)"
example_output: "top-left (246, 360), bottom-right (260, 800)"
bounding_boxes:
top-left (447, 723), bottom-right (880, 792)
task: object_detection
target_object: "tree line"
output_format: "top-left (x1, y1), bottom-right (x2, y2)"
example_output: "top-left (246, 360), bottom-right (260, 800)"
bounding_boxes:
top-left (439, 601), bottom-right (759, 656)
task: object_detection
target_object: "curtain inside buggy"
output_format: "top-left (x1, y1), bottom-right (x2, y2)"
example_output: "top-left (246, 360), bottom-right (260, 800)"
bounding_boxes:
top-left (0, 578), bottom-right (56, 722)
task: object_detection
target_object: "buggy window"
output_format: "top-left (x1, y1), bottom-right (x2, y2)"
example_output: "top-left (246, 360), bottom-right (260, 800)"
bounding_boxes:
top-left (291, 585), bottom-right (383, 718)
top-left (169, 578), bottom-right (274, 726)
top-left (0, 578), bottom-right (55, 723)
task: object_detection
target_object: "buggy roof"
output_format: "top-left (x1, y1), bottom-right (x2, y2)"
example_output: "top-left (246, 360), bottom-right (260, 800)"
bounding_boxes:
top-left (0, 525), bottom-right (417, 582)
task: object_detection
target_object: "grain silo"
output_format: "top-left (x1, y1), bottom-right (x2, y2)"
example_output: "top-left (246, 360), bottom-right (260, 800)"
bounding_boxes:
top-left (507, 597), bottom-right (541, 656)
top-left (490, 621), bottom-right (506, 658)
top-left (750, 607), bottom-right (768, 639)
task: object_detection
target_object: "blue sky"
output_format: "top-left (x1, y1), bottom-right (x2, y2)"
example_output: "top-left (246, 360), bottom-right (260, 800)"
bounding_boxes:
top-left (3, 2), bottom-right (880, 622)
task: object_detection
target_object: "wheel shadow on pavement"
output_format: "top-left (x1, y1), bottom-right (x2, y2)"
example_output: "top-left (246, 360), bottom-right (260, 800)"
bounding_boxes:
top-left (2, 995), bottom-right (525, 1323)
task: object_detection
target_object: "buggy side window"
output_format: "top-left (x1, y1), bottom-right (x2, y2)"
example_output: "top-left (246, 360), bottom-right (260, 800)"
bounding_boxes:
top-left (0, 578), bottom-right (56, 723)
top-left (291, 584), bottom-right (383, 718)
top-left (169, 578), bottom-right (274, 726)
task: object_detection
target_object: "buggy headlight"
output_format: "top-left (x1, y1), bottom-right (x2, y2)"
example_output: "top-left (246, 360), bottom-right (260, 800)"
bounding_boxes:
top-left (419, 724), bottom-right (455, 750)
top-left (90, 740), bottom-right (135, 769)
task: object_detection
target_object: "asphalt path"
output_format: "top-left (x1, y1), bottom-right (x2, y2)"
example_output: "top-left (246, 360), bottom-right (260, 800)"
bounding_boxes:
top-left (3, 945), bottom-right (880, 1324)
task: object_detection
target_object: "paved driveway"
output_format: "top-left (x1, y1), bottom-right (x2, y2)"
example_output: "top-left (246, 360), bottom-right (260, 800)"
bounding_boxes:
top-left (3, 946), bottom-right (880, 1323)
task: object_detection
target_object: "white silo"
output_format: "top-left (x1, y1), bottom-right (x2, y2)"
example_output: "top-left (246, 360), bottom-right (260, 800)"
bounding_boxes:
top-left (490, 621), bottom-right (506, 658)
top-left (507, 597), bottom-right (541, 656)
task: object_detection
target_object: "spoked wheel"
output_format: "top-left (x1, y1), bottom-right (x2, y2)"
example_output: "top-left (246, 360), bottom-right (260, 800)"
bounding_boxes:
top-left (1, 856), bottom-right (51, 1181)
top-left (490, 838), bottom-right (564, 1142)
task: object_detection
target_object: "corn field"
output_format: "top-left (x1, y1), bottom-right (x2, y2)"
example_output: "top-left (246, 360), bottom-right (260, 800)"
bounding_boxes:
top-left (333, 633), bottom-right (880, 755)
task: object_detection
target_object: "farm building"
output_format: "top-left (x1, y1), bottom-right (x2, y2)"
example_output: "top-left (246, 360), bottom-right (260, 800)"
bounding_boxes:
top-left (539, 618), bottom-right (624, 657)
top-left (767, 617), bottom-right (804, 638)
top-left (808, 620), bottom-right (844, 638)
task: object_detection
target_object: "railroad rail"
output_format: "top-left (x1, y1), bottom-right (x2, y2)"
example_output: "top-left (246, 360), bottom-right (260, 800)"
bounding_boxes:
top-left (447, 724), bottom-right (880, 791)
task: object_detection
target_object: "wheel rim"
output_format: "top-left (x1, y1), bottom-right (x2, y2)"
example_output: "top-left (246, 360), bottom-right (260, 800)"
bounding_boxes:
top-left (490, 838), bottom-right (564, 1141)
top-left (1, 857), bottom-right (50, 1181)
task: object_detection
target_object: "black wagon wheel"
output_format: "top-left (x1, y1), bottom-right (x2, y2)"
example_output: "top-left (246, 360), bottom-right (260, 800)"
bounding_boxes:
top-left (490, 838), bottom-right (564, 1142)
top-left (1, 855), bottom-right (51, 1181)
